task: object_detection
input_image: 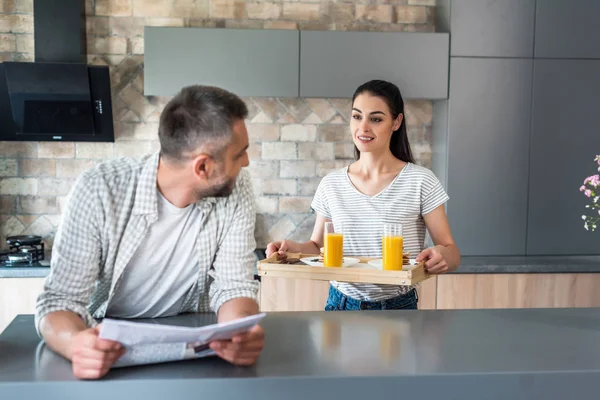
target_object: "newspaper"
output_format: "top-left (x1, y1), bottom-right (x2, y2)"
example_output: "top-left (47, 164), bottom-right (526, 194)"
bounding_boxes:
top-left (98, 313), bottom-right (266, 368)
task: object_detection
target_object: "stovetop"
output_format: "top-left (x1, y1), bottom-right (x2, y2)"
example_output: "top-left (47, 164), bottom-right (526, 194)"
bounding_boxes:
top-left (0, 235), bottom-right (46, 268)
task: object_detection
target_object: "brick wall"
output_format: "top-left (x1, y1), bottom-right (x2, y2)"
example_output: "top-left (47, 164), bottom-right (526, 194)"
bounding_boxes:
top-left (0, 0), bottom-right (436, 254)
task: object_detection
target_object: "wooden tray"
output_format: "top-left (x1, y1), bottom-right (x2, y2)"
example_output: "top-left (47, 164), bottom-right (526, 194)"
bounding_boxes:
top-left (257, 252), bottom-right (431, 286)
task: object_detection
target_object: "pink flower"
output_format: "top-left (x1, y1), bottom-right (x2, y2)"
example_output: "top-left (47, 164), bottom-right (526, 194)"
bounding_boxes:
top-left (584, 175), bottom-right (600, 187)
top-left (585, 190), bottom-right (592, 197)
top-left (580, 185), bottom-right (586, 191)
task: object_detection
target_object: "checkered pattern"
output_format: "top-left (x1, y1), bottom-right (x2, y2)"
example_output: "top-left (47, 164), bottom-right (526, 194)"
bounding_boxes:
top-left (35, 153), bottom-right (258, 332)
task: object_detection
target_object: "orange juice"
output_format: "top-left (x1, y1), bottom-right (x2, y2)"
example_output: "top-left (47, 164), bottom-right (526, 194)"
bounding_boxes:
top-left (324, 233), bottom-right (344, 267)
top-left (382, 235), bottom-right (403, 270)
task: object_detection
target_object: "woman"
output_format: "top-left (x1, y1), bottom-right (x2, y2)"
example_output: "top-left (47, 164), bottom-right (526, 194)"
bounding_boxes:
top-left (266, 80), bottom-right (460, 311)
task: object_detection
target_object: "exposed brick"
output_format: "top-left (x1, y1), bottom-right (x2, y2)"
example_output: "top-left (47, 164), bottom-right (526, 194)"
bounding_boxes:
top-left (405, 100), bottom-right (433, 125)
top-left (0, 178), bottom-right (37, 195)
top-left (246, 3), bottom-right (280, 20)
top-left (0, 195), bottom-right (15, 213)
top-left (408, 0), bottom-right (434, 5)
top-left (282, 4), bottom-right (320, 21)
top-left (325, 3), bottom-right (354, 24)
top-left (281, 125), bottom-right (317, 142)
top-left (210, 0), bottom-right (245, 19)
top-left (335, 142), bottom-right (356, 160)
top-left (247, 161), bottom-right (279, 179)
top-left (133, 0), bottom-right (171, 17)
top-left (86, 17), bottom-right (110, 36)
top-left (267, 216), bottom-right (296, 242)
top-left (247, 124), bottom-right (280, 142)
top-left (172, 0), bottom-right (209, 18)
top-left (56, 159), bottom-right (95, 178)
top-left (114, 141), bottom-right (156, 158)
top-left (15, 33), bottom-right (32, 52)
top-left (37, 178), bottom-right (74, 196)
top-left (109, 16), bottom-right (145, 36)
top-left (0, 34), bottom-right (16, 52)
top-left (297, 177), bottom-right (322, 196)
top-left (262, 142), bottom-right (297, 160)
top-left (264, 20), bottom-right (297, 30)
top-left (279, 197), bottom-right (312, 214)
top-left (316, 160), bottom-right (349, 177)
top-left (18, 159), bottom-right (55, 177)
top-left (263, 179), bottom-right (296, 196)
top-left (317, 124), bottom-right (350, 142)
top-left (96, 0), bottom-right (133, 16)
top-left (0, 0), bottom-right (15, 12)
top-left (298, 142), bottom-right (335, 160)
top-left (356, 5), bottom-right (393, 23)
top-left (395, 5), bottom-right (428, 24)
top-left (131, 37), bottom-right (144, 54)
top-left (0, 142), bottom-right (37, 158)
top-left (0, 159), bottom-right (17, 176)
top-left (15, 0), bottom-right (32, 13)
top-left (224, 19), bottom-right (263, 29)
top-left (18, 196), bottom-right (58, 214)
top-left (280, 161), bottom-right (315, 178)
top-left (75, 143), bottom-right (115, 160)
top-left (38, 143), bottom-right (75, 159)
top-left (306, 99), bottom-right (336, 122)
top-left (0, 14), bottom-right (32, 33)
top-left (88, 36), bottom-right (128, 54)
top-left (255, 196), bottom-right (278, 214)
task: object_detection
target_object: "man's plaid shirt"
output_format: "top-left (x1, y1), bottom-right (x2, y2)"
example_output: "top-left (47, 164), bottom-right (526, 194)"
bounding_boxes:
top-left (35, 152), bottom-right (258, 332)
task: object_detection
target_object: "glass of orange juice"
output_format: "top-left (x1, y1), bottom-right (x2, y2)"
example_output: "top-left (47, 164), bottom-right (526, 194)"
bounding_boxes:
top-left (323, 222), bottom-right (344, 267)
top-left (382, 223), bottom-right (403, 270)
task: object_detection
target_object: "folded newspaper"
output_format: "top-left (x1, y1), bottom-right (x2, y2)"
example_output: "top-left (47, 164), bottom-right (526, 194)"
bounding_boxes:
top-left (98, 313), bottom-right (266, 368)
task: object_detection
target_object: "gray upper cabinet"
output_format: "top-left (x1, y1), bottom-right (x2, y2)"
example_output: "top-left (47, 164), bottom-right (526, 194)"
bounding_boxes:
top-left (450, 0), bottom-right (535, 58)
top-left (535, 0), bottom-right (600, 59)
top-left (299, 31), bottom-right (449, 99)
top-left (527, 60), bottom-right (600, 255)
top-left (447, 58), bottom-right (533, 256)
top-left (144, 27), bottom-right (299, 97)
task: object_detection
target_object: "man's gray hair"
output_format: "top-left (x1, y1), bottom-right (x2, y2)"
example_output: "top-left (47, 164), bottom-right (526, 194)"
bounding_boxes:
top-left (158, 85), bottom-right (248, 163)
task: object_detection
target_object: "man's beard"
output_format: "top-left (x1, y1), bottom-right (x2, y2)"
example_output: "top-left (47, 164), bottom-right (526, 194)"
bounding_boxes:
top-left (197, 177), bottom-right (235, 198)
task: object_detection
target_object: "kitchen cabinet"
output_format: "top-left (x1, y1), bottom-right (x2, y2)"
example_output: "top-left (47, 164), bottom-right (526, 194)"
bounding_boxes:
top-left (445, 57), bottom-right (533, 256)
top-left (0, 278), bottom-right (44, 334)
top-left (299, 31), bottom-right (449, 99)
top-left (450, 0), bottom-right (535, 57)
top-left (535, 0), bottom-right (600, 59)
top-left (144, 27), bottom-right (300, 97)
top-left (527, 59), bottom-right (600, 255)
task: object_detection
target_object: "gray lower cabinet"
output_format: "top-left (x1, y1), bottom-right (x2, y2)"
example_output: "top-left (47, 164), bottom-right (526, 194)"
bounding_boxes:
top-left (143, 27), bottom-right (300, 97)
top-left (299, 31), bottom-right (449, 99)
top-left (450, 0), bottom-right (535, 58)
top-left (446, 58), bottom-right (533, 256)
top-left (527, 60), bottom-right (600, 255)
top-left (535, 0), bottom-right (600, 59)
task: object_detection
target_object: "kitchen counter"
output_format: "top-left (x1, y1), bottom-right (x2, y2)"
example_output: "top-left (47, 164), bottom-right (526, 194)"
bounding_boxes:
top-left (0, 263), bottom-right (50, 278)
top-left (450, 255), bottom-right (600, 274)
top-left (1, 309), bottom-right (600, 399)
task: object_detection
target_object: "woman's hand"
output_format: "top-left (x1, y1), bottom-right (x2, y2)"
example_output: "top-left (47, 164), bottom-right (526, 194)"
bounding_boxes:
top-left (266, 240), bottom-right (302, 257)
top-left (416, 247), bottom-right (449, 274)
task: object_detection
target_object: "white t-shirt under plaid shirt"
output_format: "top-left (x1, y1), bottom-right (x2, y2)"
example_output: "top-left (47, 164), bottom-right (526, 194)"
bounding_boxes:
top-left (310, 162), bottom-right (449, 301)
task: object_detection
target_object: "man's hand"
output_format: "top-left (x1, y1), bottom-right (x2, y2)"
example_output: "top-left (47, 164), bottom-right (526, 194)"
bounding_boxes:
top-left (70, 325), bottom-right (125, 379)
top-left (209, 324), bottom-right (265, 366)
top-left (416, 247), bottom-right (448, 274)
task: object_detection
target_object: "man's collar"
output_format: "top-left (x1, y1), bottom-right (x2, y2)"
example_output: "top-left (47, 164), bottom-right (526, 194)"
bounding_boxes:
top-left (132, 152), bottom-right (217, 216)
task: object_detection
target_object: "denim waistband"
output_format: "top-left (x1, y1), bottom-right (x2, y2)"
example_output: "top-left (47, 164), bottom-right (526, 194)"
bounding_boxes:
top-left (328, 285), bottom-right (418, 310)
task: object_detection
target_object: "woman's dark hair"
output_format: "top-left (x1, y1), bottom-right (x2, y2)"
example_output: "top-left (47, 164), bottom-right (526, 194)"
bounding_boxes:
top-left (352, 80), bottom-right (414, 163)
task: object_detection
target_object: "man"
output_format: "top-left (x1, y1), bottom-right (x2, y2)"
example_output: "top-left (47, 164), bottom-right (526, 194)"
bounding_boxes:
top-left (36, 85), bottom-right (264, 379)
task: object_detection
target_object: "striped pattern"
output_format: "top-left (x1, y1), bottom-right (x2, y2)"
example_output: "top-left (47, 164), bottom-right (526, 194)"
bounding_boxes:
top-left (311, 163), bottom-right (449, 301)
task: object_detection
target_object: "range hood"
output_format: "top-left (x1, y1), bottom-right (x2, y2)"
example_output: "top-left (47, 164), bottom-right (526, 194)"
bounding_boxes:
top-left (0, 0), bottom-right (114, 142)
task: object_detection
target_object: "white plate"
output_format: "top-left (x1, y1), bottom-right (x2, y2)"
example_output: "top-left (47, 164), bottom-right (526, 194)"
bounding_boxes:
top-left (300, 257), bottom-right (361, 268)
top-left (367, 258), bottom-right (417, 269)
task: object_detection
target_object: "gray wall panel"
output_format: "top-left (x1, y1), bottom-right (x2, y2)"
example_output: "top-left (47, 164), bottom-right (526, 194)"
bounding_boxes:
top-left (447, 58), bottom-right (533, 256)
top-left (450, 0), bottom-right (535, 57)
top-left (535, 0), bottom-right (600, 59)
top-left (299, 31), bottom-right (449, 99)
top-left (527, 60), bottom-right (600, 255)
top-left (144, 27), bottom-right (299, 97)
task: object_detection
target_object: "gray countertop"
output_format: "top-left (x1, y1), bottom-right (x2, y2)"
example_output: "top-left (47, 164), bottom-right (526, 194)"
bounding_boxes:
top-left (2, 255), bottom-right (600, 279)
top-left (2, 309), bottom-right (600, 399)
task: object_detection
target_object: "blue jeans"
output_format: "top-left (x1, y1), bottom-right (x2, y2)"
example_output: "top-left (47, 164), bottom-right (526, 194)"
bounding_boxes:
top-left (324, 285), bottom-right (418, 311)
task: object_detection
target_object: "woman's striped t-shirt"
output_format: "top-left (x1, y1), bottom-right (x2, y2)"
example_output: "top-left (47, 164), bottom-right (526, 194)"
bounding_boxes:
top-left (310, 162), bottom-right (449, 301)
